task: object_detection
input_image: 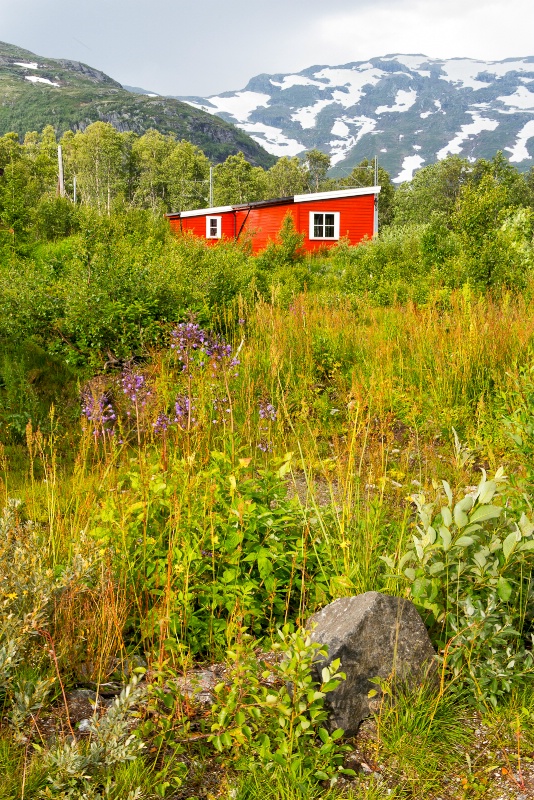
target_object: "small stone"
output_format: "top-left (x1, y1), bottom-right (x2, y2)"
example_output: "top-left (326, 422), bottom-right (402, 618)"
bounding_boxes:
top-left (77, 718), bottom-right (92, 733)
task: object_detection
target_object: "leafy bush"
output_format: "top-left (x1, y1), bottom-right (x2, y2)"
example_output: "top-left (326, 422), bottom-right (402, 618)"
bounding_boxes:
top-left (92, 451), bottom-right (331, 656)
top-left (209, 626), bottom-right (352, 785)
top-left (386, 468), bottom-right (534, 707)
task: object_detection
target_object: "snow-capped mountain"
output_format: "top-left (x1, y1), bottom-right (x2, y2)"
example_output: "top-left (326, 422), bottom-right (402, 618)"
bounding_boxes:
top-left (180, 55), bottom-right (534, 181)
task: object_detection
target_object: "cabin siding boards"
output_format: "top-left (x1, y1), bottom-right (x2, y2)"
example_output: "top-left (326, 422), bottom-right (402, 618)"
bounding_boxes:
top-left (166, 187), bottom-right (380, 254)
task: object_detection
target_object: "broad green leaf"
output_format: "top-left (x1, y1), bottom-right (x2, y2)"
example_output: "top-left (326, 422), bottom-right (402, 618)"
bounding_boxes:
top-left (519, 513), bottom-right (534, 538)
top-left (399, 551), bottom-right (416, 569)
top-left (440, 526), bottom-right (452, 551)
top-left (497, 576), bottom-right (512, 602)
top-left (318, 727), bottom-right (329, 744)
top-left (442, 480), bottom-right (453, 506)
top-left (441, 506), bottom-right (453, 527)
top-left (520, 540), bottom-right (534, 551)
top-left (503, 531), bottom-right (518, 560)
top-left (462, 523), bottom-right (482, 536)
top-left (478, 480), bottom-right (497, 505)
top-left (455, 536), bottom-right (475, 547)
top-left (469, 504), bottom-right (501, 523)
top-left (454, 505), bottom-right (469, 529)
top-left (457, 495), bottom-right (475, 513)
top-left (404, 567), bottom-right (416, 581)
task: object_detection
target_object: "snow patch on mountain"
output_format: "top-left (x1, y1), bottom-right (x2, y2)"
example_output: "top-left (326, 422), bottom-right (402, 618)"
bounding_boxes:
top-left (437, 113), bottom-right (499, 160)
top-left (240, 122), bottom-right (305, 157)
top-left (270, 75), bottom-right (325, 91)
top-left (24, 75), bottom-right (59, 87)
top-left (506, 120), bottom-right (534, 162)
top-left (205, 91), bottom-right (271, 121)
top-left (329, 116), bottom-right (376, 165)
top-left (14, 61), bottom-right (39, 69)
top-left (314, 67), bottom-right (386, 107)
top-left (395, 155), bottom-right (425, 182)
top-left (376, 89), bottom-right (417, 114)
top-left (292, 99), bottom-right (332, 129)
top-left (498, 86), bottom-right (534, 111)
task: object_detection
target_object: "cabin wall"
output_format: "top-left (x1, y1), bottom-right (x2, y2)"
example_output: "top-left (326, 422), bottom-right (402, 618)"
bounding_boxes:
top-left (168, 193), bottom-right (376, 253)
top-left (238, 195), bottom-right (375, 253)
top-left (172, 212), bottom-right (236, 242)
top-left (295, 194), bottom-right (375, 251)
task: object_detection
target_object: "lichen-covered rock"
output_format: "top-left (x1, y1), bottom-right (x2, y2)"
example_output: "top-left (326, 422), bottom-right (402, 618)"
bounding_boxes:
top-left (308, 592), bottom-right (436, 735)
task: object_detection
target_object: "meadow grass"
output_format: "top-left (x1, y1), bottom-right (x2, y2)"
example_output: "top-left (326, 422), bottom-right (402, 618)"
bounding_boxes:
top-left (1, 289), bottom-right (534, 798)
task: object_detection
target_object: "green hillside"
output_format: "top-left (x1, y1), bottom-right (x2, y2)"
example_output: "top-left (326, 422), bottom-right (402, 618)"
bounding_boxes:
top-left (0, 41), bottom-right (275, 166)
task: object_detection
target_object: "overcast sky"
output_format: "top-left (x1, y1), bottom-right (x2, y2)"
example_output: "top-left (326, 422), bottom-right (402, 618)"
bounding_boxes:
top-left (2, 0), bottom-right (533, 96)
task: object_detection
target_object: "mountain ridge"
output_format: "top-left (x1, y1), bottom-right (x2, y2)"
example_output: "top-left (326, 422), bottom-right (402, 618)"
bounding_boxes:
top-left (178, 54), bottom-right (534, 180)
top-left (0, 41), bottom-right (274, 167)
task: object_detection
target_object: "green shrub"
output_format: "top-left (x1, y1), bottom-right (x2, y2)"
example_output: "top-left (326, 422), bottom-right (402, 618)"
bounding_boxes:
top-left (386, 468), bottom-right (534, 707)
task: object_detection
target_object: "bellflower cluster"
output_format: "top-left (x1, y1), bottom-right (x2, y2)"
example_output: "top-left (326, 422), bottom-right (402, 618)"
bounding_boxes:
top-left (120, 369), bottom-right (151, 417)
top-left (259, 400), bottom-right (277, 422)
top-left (174, 395), bottom-right (197, 428)
top-left (170, 322), bottom-right (239, 376)
top-left (257, 440), bottom-right (273, 453)
top-left (81, 389), bottom-right (116, 436)
top-left (153, 413), bottom-right (171, 434)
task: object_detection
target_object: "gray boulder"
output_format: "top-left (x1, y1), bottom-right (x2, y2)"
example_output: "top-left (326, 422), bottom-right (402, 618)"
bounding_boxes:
top-left (308, 592), bottom-right (436, 735)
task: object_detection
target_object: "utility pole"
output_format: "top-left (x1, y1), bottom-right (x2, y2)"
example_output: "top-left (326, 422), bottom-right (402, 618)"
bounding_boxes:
top-left (57, 145), bottom-right (65, 198)
top-left (209, 165), bottom-right (213, 207)
top-left (374, 155), bottom-right (379, 237)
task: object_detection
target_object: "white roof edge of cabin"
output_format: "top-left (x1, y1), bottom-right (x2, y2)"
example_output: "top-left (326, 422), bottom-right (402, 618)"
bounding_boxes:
top-left (169, 186), bottom-right (381, 219)
top-left (294, 186), bottom-right (381, 203)
top-left (178, 205), bottom-right (234, 218)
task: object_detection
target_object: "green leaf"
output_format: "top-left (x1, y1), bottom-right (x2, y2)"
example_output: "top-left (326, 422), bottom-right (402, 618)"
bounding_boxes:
top-left (497, 576), bottom-right (512, 602)
top-left (441, 506), bottom-right (453, 528)
top-left (455, 536), bottom-right (475, 547)
top-left (503, 531), bottom-right (518, 560)
top-left (478, 480), bottom-right (497, 504)
top-left (440, 526), bottom-right (452, 551)
top-left (453, 506), bottom-right (469, 529)
top-left (318, 727), bottom-right (329, 744)
top-left (469, 504), bottom-right (501, 523)
top-left (442, 481), bottom-right (453, 506)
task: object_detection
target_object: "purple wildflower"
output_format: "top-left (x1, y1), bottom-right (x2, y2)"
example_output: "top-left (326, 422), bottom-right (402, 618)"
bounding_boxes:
top-left (259, 401), bottom-right (277, 422)
top-left (170, 322), bottom-right (237, 375)
top-left (174, 395), bottom-right (197, 428)
top-left (81, 388), bottom-right (116, 436)
top-left (257, 440), bottom-right (273, 453)
top-left (121, 369), bottom-right (150, 408)
top-left (153, 413), bottom-right (171, 434)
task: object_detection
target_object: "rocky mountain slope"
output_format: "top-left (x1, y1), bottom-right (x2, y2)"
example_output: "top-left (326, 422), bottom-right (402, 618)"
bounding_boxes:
top-left (180, 55), bottom-right (534, 180)
top-left (0, 42), bottom-right (274, 167)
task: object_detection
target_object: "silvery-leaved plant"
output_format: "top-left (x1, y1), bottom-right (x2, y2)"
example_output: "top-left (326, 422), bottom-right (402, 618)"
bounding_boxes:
top-left (384, 467), bottom-right (534, 707)
top-left (40, 674), bottom-right (146, 797)
top-left (0, 499), bottom-right (101, 736)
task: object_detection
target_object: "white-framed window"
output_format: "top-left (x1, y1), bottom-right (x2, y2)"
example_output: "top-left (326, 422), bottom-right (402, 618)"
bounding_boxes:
top-left (206, 216), bottom-right (222, 239)
top-left (309, 211), bottom-right (340, 240)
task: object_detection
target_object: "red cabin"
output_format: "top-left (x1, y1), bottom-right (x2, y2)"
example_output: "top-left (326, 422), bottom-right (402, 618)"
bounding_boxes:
top-left (165, 186), bottom-right (380, 254)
